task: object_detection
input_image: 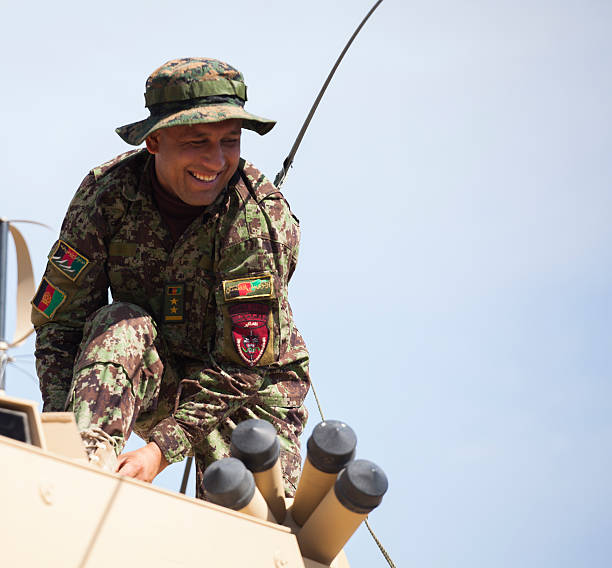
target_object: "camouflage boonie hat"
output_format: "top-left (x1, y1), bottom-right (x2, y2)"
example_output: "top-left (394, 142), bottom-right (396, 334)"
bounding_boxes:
top-left (116, 58), bottom-right (276, 145)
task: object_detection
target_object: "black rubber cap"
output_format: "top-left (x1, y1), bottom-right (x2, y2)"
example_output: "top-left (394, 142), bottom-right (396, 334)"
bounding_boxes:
top-left (334, 459), bottom-right (388, 514)
top-left (202, 457), bottom-right (256, 510)
top-left (230, 419), bottom-right (280, 472)
top-left (306, 420), bottom-right (357, 474)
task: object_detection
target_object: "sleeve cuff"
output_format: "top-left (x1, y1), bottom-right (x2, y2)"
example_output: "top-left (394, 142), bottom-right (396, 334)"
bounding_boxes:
top-left (148, 417), bottom-right (193, 464)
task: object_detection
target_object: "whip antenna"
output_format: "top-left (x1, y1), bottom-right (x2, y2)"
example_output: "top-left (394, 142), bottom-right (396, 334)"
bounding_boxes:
top-left (273, 0), bottom-right (385, 189)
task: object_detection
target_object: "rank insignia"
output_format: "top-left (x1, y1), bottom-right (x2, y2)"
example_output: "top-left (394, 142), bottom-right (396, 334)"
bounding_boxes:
top-left (48, 240), bottom-right (89, 281)
top-left (32, 278), bottom-right (66, 319)
top-left (223, 275), bottom-right (272, 301)
top-left (164, 283), bottom-right (185, 323)
top-left (228, 303), bottom-right (270, 366)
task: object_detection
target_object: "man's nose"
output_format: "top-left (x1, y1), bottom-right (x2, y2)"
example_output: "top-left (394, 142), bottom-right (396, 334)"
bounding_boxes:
top-left (201, 142), bottom-right (225, 170)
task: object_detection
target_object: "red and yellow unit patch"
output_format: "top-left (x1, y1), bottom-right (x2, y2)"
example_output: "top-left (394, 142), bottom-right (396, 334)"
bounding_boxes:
top-left (49, 240), bottom-right (89, 281)
top-left (32, 278), bottom-right (66, 319)
top-left (228, 303), bottom-right (270, 366)
top-left (164, 283), bottom-right (185, 323)
top-left (223, 275), bottom-right (272, 302)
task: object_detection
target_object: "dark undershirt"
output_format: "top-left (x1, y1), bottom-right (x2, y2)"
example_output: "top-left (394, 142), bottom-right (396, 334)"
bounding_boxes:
top-left (150, 169), bottom-right (207, 242)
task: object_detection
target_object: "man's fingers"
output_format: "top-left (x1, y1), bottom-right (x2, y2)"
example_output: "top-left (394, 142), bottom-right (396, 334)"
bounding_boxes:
top-left (117, 459), bottom-right (141, 479)
top-left (115, 444), bottom-right (163, 482)
top-left (116, 454), bottom-right (132, 473)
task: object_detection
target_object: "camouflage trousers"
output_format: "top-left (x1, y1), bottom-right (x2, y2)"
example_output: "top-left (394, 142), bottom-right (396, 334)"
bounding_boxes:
top-left (67, 302), bottom-right (306, 497)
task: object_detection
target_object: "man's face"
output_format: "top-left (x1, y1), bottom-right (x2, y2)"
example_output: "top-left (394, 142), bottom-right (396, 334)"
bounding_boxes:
top-left (145, 119), bottom-right (242, 206)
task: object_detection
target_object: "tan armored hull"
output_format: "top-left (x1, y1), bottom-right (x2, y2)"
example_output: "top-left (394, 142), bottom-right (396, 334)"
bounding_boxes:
top-left (0, 395), bottom-right (350, 568)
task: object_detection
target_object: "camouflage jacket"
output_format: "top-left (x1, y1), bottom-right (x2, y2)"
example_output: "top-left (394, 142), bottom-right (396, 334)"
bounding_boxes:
top-left (32, 149), bottom-right (309, 461)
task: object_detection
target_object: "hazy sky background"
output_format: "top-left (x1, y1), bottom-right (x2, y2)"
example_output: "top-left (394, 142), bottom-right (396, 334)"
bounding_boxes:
top-left (2, 1), bottom-right (611, 566)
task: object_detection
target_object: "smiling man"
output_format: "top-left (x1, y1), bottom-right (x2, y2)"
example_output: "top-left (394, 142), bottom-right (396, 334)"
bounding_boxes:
top-left (31, 58), bottom-right (310, 497)
top-left (146, 120), bottom-right (242, 207)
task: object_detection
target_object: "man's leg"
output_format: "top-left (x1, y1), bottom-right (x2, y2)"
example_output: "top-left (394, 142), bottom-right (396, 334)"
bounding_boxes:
top-left (66, 302), bottom-right (164, 470)
top-left (194, 403), bottom-right (307, 499)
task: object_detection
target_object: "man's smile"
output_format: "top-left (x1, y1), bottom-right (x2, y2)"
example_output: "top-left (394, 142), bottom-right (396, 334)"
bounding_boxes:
top-left (189, 170), bottom-right (221, 183)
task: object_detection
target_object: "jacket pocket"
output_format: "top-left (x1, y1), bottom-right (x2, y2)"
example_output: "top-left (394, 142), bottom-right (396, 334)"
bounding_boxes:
top-left (213, 272), bottom-right (280, 367)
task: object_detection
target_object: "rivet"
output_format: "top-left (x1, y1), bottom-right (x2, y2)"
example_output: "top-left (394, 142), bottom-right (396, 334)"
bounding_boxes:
top-left (39, 482), bottom-right (54, 505)
top-left (273, 550), bottom-right (289, 567)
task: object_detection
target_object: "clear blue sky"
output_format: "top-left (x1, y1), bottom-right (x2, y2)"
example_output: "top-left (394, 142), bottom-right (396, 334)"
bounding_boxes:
top-left (2, 1), bottom-right (611, 566)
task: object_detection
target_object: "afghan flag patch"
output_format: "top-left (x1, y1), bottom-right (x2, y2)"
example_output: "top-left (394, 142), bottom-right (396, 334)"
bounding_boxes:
top-left (228, 302), bottom-right (270, 366)
top-left (49, 240), bottom-right (89, 281)
top-left (223, 275), bottom-right (272, 301)
top-left (32, 278), bottom-right (66, 319)
top-left (164, 283), bottom-right (185, 323)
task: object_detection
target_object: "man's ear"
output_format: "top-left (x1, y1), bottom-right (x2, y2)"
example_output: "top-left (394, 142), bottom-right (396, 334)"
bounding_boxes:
top-left (145, 132), bottom-right (160, 154)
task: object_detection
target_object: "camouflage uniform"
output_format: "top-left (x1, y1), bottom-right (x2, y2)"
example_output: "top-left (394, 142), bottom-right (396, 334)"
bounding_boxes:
top-left (31, 58), bottom-right (309, 497)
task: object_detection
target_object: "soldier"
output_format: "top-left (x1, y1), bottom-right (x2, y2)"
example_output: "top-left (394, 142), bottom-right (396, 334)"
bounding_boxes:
top-left (31, 58), bottom-right (310, 498)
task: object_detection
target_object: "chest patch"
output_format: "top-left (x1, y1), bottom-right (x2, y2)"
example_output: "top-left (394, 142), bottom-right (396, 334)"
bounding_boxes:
top-left (223, 275), bottom-right (272, 301)
top-left (32, 278), bottom-right (66, 319)
top-left (228, 303), bottom-right (270, 366)
top-left (49, 240), bottom-right (89, 281)
top-left (164, 283), bottom-right (185, 323)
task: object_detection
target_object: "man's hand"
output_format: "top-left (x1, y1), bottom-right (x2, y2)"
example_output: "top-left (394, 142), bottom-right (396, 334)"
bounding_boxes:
top-left (116, 442), bottom-right (169, 482)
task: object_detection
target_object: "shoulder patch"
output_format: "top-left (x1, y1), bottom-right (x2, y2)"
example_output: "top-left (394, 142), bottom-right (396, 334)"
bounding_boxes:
top-left (48, 240), bottom-right (89, 281)
top-left (223, 275), bottom-right (273, 301)
top-left (228, 302), bottom-right (270, 366)
top-left (32, 278), bottom-right (66, 319)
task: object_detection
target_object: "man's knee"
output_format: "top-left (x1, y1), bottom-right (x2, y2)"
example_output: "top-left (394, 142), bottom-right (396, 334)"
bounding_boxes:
top-left (77, 302), bottom-right (159, 372)
top-left (87, 301), bottom-right (153, 329)
top-left (83, 302), bottom-right (156, 344)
